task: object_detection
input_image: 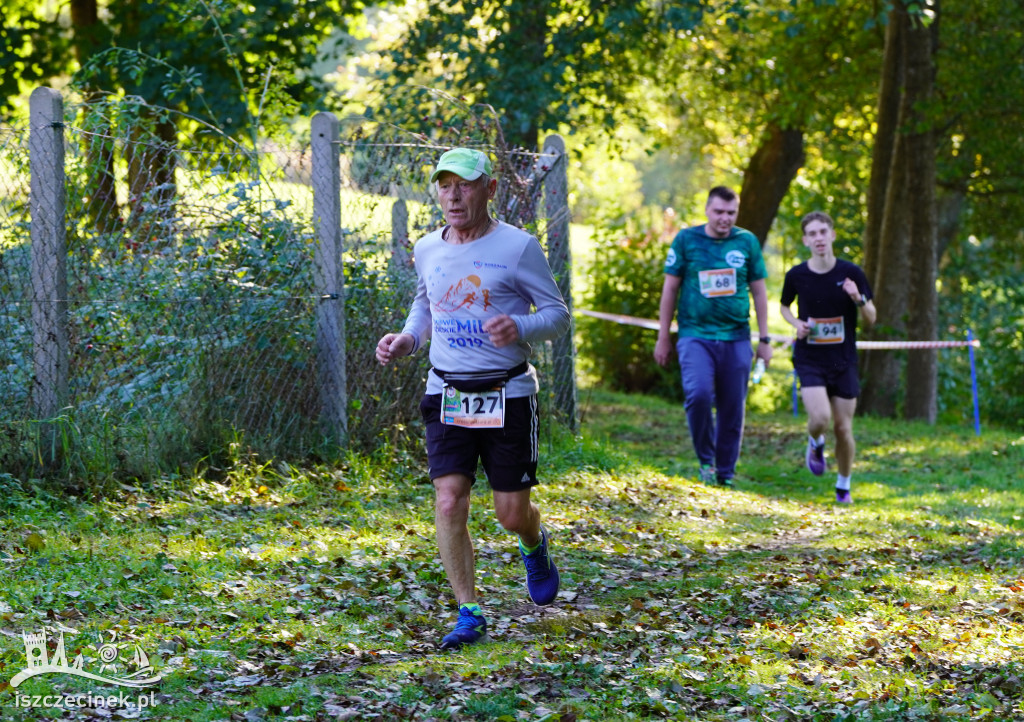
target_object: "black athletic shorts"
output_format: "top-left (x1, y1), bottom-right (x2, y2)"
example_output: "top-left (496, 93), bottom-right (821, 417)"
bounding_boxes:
top-left (420, 393), bottom-right (539, 492)
top-left (794, 361), bottom-right (860, 400)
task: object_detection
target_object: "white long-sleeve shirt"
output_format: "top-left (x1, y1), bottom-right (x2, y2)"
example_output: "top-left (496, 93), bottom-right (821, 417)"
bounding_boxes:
top-left (401, 221), bottom-right (571, 398)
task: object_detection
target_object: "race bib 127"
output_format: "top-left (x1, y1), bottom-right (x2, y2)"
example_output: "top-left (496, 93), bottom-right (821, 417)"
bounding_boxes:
top-left (441, 385), bottom-right (505, 428)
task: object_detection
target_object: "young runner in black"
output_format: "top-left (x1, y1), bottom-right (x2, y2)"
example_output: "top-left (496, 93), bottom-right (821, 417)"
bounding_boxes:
top-left (780, 212), bottom-right (876, 503)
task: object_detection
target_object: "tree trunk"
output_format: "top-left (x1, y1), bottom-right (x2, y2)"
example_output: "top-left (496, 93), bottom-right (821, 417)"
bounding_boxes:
top-left (860, 126), bottom-right (912, 418)
top-left (115, 0), bottom-right (177, 242)
top-left (859, 1), bottom-right (941, 420)
top-left (71, 0), bottom-right (119, 235)
top-left (902, 4), bottom-right (940, 422)
top-left (737, 123), bottom-right (805, 247)
top-left (862, 12), bottom-right (903, 286)
top-left (860, 7), bottom-right (907, 416)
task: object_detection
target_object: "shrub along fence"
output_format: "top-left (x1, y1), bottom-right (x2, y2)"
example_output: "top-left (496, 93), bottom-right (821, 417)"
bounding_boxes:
top-left (0, 88), bottom-right (576, 485)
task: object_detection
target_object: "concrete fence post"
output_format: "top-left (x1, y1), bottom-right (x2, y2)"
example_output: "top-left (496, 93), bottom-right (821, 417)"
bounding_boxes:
top-left (311, 111), bottom-right (347, 444)
top-left (391, 198), bottom-right (413, 270)
top-left (29, 87), bottom-right (69, 463)
top-left (541, 134), bottom-right (577, 431)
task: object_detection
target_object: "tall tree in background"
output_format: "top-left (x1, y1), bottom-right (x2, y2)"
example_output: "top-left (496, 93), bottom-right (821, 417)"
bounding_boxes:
top-left (2, 0), bottom-right (370, 235)
top-left (899, 2), bottom-right (939, 423)
top-left (384, 0), bottom-right (886, 250)
top-left (861, 0), bottom-right (1024, 421)
top-left (70, 0), bottom-right (118, 234)
top-left (859, 2), bottom-right (937, 422)
top-left (383, 0), bottom-right (711, 150)
top-left (656, 1), bottom-right (886, 246)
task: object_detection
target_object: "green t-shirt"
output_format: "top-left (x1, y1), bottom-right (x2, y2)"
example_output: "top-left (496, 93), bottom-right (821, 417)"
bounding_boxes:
top-left (663, 224), bottom-right (767, 341)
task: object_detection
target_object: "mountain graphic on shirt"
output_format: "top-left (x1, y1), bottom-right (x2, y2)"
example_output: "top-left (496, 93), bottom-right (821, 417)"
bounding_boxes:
top-left (435, 274), bottom-right (492, 312)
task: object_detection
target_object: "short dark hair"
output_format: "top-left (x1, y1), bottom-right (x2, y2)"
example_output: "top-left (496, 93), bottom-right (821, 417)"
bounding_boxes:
top-left (707, 186), bottom-right (738, 204)
top-left (801, 211), bottom-right (835, 232)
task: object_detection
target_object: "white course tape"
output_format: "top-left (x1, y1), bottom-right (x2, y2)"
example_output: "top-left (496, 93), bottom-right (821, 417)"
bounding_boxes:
top-left (856, 340), bottom-right (981, 349)
top-left (576, 309), bottom-right (982, 349)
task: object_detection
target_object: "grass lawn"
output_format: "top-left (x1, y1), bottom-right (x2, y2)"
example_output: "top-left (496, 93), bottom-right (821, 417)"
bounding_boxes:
top-left (1, 386), bottom-right (1023, 720)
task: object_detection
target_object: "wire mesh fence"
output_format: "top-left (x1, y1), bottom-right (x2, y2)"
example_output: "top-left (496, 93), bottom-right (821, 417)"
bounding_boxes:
top-left (0, 91), bottom-right (575, 484)
top-left (1, 125), bottom-right (34, 422)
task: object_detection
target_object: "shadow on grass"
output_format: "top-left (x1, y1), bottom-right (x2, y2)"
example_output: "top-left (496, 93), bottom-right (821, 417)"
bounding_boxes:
top-left (3, 385), bottom-right (1024, 720)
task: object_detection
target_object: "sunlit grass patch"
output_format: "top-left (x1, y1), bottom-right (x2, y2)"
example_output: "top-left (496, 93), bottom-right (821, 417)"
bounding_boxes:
top-left (2, 387), bottom-right (1024, 720)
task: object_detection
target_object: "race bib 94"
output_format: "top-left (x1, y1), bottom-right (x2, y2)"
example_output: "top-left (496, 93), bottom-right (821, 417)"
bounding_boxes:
top-left (441, 384), bottom-right (505, 428)
top-left (808, 316), bottom-right (845, 344)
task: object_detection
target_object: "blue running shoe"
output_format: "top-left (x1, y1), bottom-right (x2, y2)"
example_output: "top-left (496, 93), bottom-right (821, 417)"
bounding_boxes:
top-left (440, 606), bottom-right (488, 650)
top-left (835, 488), bottom-right (852, 504)
top-left (520, 526), bottom-right (560, 606)
top-left (806, 440), bottom-right (826, 476)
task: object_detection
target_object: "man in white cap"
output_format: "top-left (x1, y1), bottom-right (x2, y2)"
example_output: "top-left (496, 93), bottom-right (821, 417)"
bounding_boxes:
top-left (375, 147), bottom-right (571, 649)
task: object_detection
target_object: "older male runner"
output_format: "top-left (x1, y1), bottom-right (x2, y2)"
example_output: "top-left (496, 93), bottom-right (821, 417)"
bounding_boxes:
top-left (375, 148), bottom-right (571, 649)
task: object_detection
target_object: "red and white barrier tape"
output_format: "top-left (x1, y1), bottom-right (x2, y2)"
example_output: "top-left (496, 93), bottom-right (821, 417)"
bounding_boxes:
top-left (577, 309), bottom-right (665, 331)
top-left (576, 309), bottom-right (981, 348)
top-left (855, 340), bottom-right (980, 349)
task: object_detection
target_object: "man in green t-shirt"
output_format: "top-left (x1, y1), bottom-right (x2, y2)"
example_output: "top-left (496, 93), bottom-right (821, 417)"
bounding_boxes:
top-left (654, 186), bottom-right (773, 487)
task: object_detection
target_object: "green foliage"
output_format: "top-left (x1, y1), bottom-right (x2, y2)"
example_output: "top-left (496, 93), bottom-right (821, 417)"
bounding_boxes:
top-left (0, 2), bottom-right (69, 116)
top-left (3, 0), bottom-right (371, 138)
top-left (650, 0), bottom-right (885, 179)
top-left (380, 0), bottom-right (711, 149)
top-left (563, 124), bottom-right (652, 224)
top-left (341, 239), bottom-right (430, 453)
top-left (13, 164), bottom-right (328, 484)
top-left (0, 99), bottom-right (359, 484)
top-left (933, 0), bottom-right (1024, 239)
top-left (938, 235), bottom-right (1024, 429)
top-left (578, 210), bottom-right (681, 399)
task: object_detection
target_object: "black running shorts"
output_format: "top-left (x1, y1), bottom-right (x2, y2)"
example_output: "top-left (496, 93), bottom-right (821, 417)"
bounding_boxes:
top-left (420, 393), bottom-right (540, 491)
top-left (794, 361), bottom-right (860, 400)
